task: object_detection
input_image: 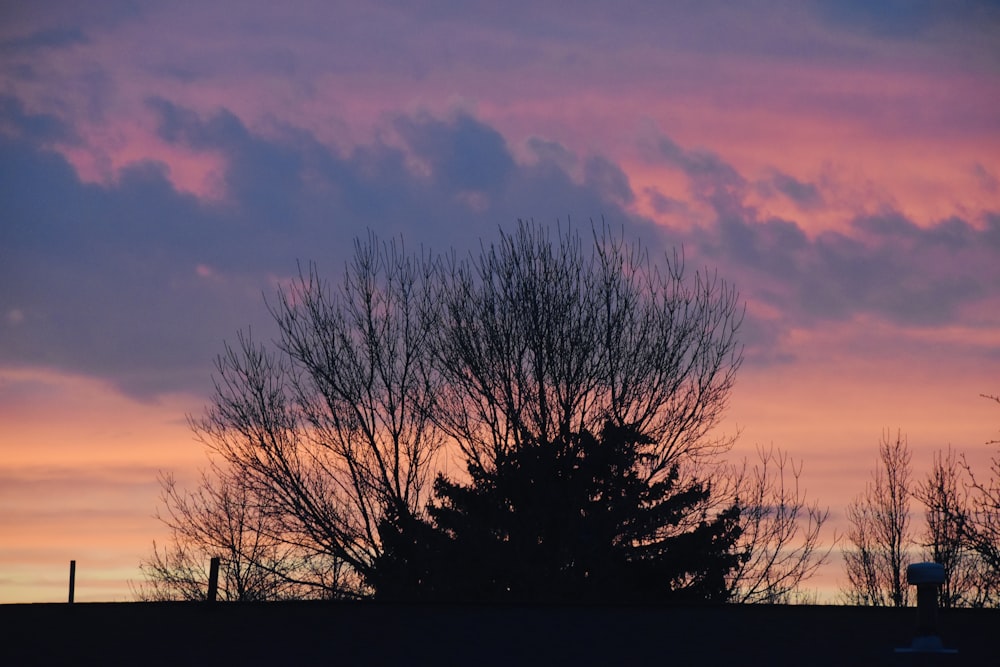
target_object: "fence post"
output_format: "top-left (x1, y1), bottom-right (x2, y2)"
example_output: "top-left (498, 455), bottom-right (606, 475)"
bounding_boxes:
top-left (68, 560), bottom-right (76, 604)
top-left (206, 556), bottom-right (220, 603)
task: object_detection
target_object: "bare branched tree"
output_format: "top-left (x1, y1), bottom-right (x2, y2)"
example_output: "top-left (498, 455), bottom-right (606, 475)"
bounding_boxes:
top-left (964, 476), bottom-right (1000, 574)
top-left (984, 393), bottom-right (1000, 447)
top-left (134, 463), bottom-right (338, 601)
top-left (913, 446), bottom-right (998, 607)
top-left (725, 446), bottom-right (832, 604)
top-left (176, 235), bottom-right (443, 597)
top-left (842, 430), bottom-right (914, 607)
top-left (431, 222), bottom-right (744, 480)
top-left (953, 394), bottom-right (1000, 597)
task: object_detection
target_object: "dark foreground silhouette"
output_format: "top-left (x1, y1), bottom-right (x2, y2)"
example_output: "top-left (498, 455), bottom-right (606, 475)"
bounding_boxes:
top-left (374, 423), bottom-right (743, 603)
top-left (2, 601), bottom-right (996, 666)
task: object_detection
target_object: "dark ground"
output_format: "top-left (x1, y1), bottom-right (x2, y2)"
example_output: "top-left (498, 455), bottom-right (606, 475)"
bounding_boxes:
top-left (1, 601), bottom-right (996, 666)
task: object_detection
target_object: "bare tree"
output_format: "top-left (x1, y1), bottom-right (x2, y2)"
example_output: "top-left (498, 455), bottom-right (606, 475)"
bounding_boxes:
top-left (985, 393), bottom-right (1000, 447)
top-left (181, 235), bottom-right (443, 597)
top-left (135, 462), bottom-right (337, 601)
top-left (842, 430), bottom-right (914, 607)
top-left (430, 221), bottom-right (743, 480)
top-left (725, 446), bottom-right (832, 604)
top-left (967, 475), bottom-right (1000, 575)
top-left (912, 446), bottom-right (998, 607)
top-left (953, 394), bottom-right (1000, 598)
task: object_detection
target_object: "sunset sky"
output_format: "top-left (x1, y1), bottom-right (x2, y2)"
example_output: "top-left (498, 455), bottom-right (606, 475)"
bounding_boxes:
top-left (2, 1), bottom-right (998, 603)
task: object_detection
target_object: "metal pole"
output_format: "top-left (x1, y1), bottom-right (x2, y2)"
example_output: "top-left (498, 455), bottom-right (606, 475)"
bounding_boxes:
top-left (68, 560), bottom-right (76, 604)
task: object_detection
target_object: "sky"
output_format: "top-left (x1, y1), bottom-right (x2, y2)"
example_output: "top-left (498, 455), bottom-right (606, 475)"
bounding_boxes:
top-left (1, 1), bottom-right (998, 603)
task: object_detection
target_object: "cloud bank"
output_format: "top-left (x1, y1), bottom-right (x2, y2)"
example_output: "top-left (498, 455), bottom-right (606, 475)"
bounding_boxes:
top-left (3, 94), bottom-right (997, 400)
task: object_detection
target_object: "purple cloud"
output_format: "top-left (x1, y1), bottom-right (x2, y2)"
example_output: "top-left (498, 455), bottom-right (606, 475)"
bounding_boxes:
top-left (760, 170), bottom-right (824, 210)
top-left (3, 94), bottom-right (997, 399)
top-left (2, 99), bottom-right (654, 398)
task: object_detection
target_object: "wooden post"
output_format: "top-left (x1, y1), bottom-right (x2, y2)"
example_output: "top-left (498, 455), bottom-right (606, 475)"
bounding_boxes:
top-left (206, 556), bottom-right (220, 603)
top-left (68, 560), bottom-right (76, 604)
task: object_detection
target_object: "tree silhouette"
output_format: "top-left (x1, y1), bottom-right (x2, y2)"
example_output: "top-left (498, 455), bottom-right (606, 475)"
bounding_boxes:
top-left (725, 446), bottom-right (832, 604)
top-left (430, 222), bottom-right (743, 478)
top-left (842, 430), bottom-right (913, 607)
top-left (914, 446), bottom-right (997, 607)
top-left (374, 422), bottom-right (743, 603)
top-left (959, 394), bottom-right (1000, 581)
top-left (134, 463), bottom-right (345, 601)
top-left (840, 407), bottom-right (1000, 609)
top-left (928, 393), bottom-right (1000, 606)
top-left (177, 238), bottom-right (444, 598)
top-left (142, 221), bottom-right (829, 602)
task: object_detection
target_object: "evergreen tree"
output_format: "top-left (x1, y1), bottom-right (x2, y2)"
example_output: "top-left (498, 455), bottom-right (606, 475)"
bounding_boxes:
top-left (375, 422), bottom-right (744, 603)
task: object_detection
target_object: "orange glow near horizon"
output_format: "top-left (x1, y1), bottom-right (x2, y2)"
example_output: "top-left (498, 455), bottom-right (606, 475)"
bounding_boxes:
top-left (1, 355), bottom-right (996, 604)
top-left (0, 369), bottom-right (206, 603)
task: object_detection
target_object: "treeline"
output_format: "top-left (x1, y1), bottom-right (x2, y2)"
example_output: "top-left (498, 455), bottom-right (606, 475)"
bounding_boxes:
top-left (842, 413), bottom-right (1000, 608)
top-left (134, 222), bottom-right (997, 606)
